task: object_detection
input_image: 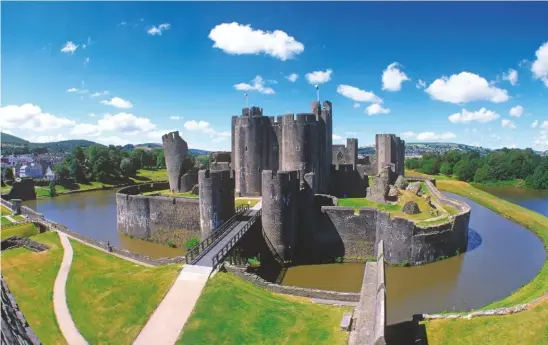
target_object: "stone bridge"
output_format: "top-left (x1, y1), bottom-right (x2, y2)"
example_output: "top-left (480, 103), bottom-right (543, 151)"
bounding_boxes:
top-left (186, 201), bottom-right (263, 268)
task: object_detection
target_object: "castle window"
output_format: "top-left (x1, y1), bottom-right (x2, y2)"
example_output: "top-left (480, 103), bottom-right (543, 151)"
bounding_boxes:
top-left (296, 143), bottom-right (300, 151)
top-left (337, 151), bottom-right (344, 162)
top-left (245, 146), bottom-right (248, 152)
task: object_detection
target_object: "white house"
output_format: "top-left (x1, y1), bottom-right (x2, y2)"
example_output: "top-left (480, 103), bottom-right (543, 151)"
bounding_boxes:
top-left (44, 166), bottom-right (57, 181)
top-left (19, 163), bottom-right (43, 179)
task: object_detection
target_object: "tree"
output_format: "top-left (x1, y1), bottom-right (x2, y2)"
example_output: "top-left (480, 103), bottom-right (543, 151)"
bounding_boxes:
top-left (72, 146), bottom-right (86, 165)
top-left (69, 159), bottom-right (86, 183)
top-left (421, 159), bottom-right (439, 175)
top-left (156, 150), bottom-right (165, 168)
top-left (53, 164), bottom-right (69, 180)
top-left (2, 167), bottom-right (14, 181)
top-left (120, 158), bottom-right (136, 177)
top-left (454, 160), bottom-right (475, 182)
top-left (440, 163), bottom-right (453, 176)
top-left (473, 164), bottom-right (489, 182)
top-left (48, 181), bottom-right (57, 197)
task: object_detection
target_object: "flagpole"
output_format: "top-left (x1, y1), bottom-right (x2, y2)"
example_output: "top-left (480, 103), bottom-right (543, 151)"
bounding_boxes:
top-left (244, 93), bottom-right (249, 108)
top-left (315, 85), bottom-right (320, 102)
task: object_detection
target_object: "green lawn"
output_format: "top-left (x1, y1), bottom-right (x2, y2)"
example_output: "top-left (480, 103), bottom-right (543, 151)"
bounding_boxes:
top-left (66, 239), bottom-right (181, 345)
top-left (338, 197), bottom-right (400, 212)
top-left (1, 232), bottom-right (67, 345)
top-left (1, 216), bottom-right (13, 225)
top-left (421, 179), bottom-right (548, 344)
top-left (1, 204), bottom-right (12, 215)
top-left (179, 272), bottom-right (350, 345)
top-left (1, 223), bottom-right (39, 240)
top-left (142, 189), bottom-right (199, 198)
top-left (235, 198), bottom-right (260, 207)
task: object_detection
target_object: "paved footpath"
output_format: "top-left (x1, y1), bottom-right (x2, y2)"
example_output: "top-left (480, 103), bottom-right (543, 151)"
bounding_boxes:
top-left (54, 232), bottom-right (89, 345)
top-left (5, 215), bottom-right (17, 223)
top-left (132, 265), bottom-right (212, 345)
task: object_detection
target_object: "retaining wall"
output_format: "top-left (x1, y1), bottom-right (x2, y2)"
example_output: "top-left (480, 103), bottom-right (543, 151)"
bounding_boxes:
top-left (223, 264), bottom-right (360, 302)
top-left (116, 183), bottom-right (201, 239)
top-left (1, 278), bottom-right (41, 345)
top-left (317, 181), bottom-right (470, 265)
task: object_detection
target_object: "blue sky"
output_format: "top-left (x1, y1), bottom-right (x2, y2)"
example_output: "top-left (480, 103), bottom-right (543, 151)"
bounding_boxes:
top-left (1, 2), bottom-right (548, 151)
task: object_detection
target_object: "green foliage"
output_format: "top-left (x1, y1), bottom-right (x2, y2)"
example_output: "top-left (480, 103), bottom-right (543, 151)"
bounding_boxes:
top-left (473, 164), bottom-right (489, 182)
top-left (334, 256), bottom-right (344, 263)
top-left (120, 158), bottom-right (136, 177)
top-left (194, 154), bottom-right (210, 169)
top-left (69, 158), bottom-right (86, 183)
top-left (48, 181), bottom-right (57, 197)
top-left (247, 256), bottom-right (261, 267)
top-left (2, 166), bottom-right (14, 181)
top-left (167, 240), bottom-right (176, 248)
top-left (440, 162), bottom-right (453, 176)
top-left (156, 150), bottom-right (165, 168)
top-left (183, 237), bottom-right (200, 250)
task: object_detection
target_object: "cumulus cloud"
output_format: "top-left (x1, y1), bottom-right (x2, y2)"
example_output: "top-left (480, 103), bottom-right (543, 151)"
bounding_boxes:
top-left (234, 75), bottom-right (275, 94)
top-left (90, 91), bottom-right (109, 98)
top-left (353, 103), bottom-right (360, 109)
top-left (306, 69), bottom-right (333, 85)
top-left (61, 41), bottom-right (78, 54)
top-left (509, 105), bottom-right (524, 118)
top-left (400, 131), bottom-right (417, 139)
top-left (208, 22), bottom-right (304, 61)
top-left (501, 119), bottom-right (517, 129)
top-left (67, 88), bottom-right (88, 94)
top-left (382, 62), bottom-right (409, 91)
top-left (532, 120), bottom-right (539, 129)
top-left (286, 73), bottom-right (298, 82)
top-left (448, 108), bottom-right (500, 123)
top-left (0, 104), bottom-right (75, 132)
top-left (97, 113), bottom-right (155, 134)
top-left (416, 79), bottom-right (427, 89)
top-left (416, 132), bottom-right (456, 141)
top-left (184, 120), bottom-right (230, 141)
top-left (25, 134), bottom-right (67, 143)
top-left (100, 97), bottom-right (133, 109)
top-left (170, 116), bottom-right (183, 120)
top-left (425, 72), bottom-right (509, 103)
top-left (84, 57), bottom-right (90, 66)
top-left (533, 130), bottom-right (548, 149)
top-left (70, 123), bottom-right (101, 137)
top-left (532, 41), bottom-right (548, 87)
top-left (147, 23), bottom-right (171, 36)
top-left (95, 136), bottom-right (133, 146)
top-left (502, 68), bottom-right (518, 86)
top-left (365, 103), bottom-right (390, 116)
top-left (336, 85), bottom-right (382, 103)
top-left (542, 121), bottom-right (548, 129)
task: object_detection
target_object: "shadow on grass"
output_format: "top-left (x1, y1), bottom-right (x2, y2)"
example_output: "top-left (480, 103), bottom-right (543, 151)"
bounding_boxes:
top-left (386, 315), bottom-right (429, 345)
top-left (132, 175), bottom-right (151, 182)
top-left (59, 180), bottom-right (81, 191)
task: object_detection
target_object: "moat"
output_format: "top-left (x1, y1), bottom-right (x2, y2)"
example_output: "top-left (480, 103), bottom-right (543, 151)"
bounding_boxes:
top-left (23, 188), bottom-right (545, 325)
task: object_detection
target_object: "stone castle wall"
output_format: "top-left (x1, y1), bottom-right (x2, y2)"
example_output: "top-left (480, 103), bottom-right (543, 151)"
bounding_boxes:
top-left (332, 138), bottom-right (358, 166)
top-left (116, 183), bottom-right (200, 240)
top-left (314, 181), bottom-right (470, 265)
top-left (198, 169), bottom-right (235, 237)
top-left (330, 164), bottom-right (368, 198)
top-left (1, 278), bottom-right (41, 345)
top-left (162, 131), bottom-right (188, 193)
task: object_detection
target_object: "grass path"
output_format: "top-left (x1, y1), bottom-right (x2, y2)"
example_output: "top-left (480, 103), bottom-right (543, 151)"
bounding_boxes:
top-left (1, 232), bottom-right (67, 345)
top-left (179, 272), bottom-right (350, 345)
top-left (66, 239), bottom-right (180, 345)
top-left (1, 223), bottom-right (39, 240)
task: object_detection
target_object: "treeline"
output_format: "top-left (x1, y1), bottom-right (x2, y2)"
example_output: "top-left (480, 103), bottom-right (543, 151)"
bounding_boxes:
top-left (55, 145), bottom-right (210, 184)
top-left (405, 148), bottom-right (548, 189)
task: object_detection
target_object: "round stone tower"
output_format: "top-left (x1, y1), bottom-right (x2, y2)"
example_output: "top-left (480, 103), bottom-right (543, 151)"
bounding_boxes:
top-left (162, 131), bottom-right (188, 193)
top-left (198, 169), bottom-right (235, 237)
top-left (261, 170), bottom-right (300, 261)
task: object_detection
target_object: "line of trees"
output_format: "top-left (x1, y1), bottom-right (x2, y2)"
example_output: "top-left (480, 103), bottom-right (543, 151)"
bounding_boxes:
top-left (405, 148), bottom-right (548, 189)
top-left (54, 145), bottom-right (167, 184)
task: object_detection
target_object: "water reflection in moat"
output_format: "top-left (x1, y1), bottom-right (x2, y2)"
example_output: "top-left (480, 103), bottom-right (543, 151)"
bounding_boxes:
top-left (24, 190), bottom-right (185, 258)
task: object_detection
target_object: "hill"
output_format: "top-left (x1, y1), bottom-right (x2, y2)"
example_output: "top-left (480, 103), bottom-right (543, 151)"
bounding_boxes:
top-left (358, 142), bottom-right (491, 157)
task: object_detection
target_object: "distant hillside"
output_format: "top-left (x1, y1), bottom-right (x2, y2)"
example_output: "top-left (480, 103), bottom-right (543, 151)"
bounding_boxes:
top-left (358, 142), bottom-right (491, 157)
top-left (1, 132), bottom-right (102, 154)
top-left (1, 133), bottom-right (30, 146)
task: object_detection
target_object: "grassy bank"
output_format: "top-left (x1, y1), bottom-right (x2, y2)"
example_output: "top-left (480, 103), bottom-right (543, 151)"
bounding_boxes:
top-left (422, 179), bottom-right (548, 344)
top-left (179, 272), bottom-right (350, 345)
top-left (1, 205), bottom-right (11, 215)
top-left (1, 223), bottom-right (39, 240)
top-left (1, 232), bottom-right (67, 344)
top-left (66, 239), bottom-right (181, 345)
top-left (142, 189), bottom-right (199, 198)
top-left (235, 198), bottom-right (260, 207)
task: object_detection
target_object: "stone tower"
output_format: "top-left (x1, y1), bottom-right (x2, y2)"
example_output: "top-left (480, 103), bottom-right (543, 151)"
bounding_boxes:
top-left (375, 134), bottom-right (405, 183)
top-left (320, 101), bottom-right (333, 193)
top-left (198, 169), bottom-right (235, 238)
top-left (261, 170), bottom-right (299, 261)
top-left (162, 131), bottom-right (189, 193)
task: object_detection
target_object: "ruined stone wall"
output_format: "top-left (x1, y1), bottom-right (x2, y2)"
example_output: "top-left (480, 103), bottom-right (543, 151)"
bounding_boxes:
top-left (180, 171), bottom-right (198, 192)
top-left (1, 278), bottom-right (41, 345)
top-left (375, 134), bottom-right (405, 183)
top-left (162, 131), bottom-right (188, 192)
top-left (330, 164), bottom-right (367, 198)
top-left (6, 178), bottom-right (36, 201)
top-left (261, 170), bottom-right (300, 261)
top-left (198, 169), bottom-right (235, 237)
top-left (320, 101), bottom-right (333, 194)
top-left (116, 183), bottom-right (200, 239)
top-left (332, 138), bottom-right (358, 166)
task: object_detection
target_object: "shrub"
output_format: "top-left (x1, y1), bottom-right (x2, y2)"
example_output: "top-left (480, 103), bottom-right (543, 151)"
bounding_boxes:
top-left (167, 240), bottom-right (176, 248)
top-left (247, 257), bottom-right (261, 268)
top-left (183, 237), bottom-right (200, 250)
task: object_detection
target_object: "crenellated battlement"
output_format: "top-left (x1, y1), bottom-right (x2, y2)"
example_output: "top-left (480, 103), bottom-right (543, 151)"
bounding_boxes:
top-left (162, 131), bottom-right (181, 143)
top-left (199, 169), bottom-right (234, 180)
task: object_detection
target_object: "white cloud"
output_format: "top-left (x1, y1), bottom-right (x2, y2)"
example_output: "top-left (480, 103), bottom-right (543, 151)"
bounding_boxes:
top-left (509, 105), bottom-right (524, 118)
top-left (416, 132), bottom-right (456, 141)
top-left (67, 88), bottom-right (88, 94)
top-left (97, 113), bottom-right (156, 134)
top-left (25, 134), bottom-right (67, 143)
top-left (100, 97), bottom-right (133, 109)
top-left (183, 120), bottom-right (230, 141)
top-left (382, 62), bottom-right (409, 91)
top-left (533, 130), bottom-right (548, 149)
top-left (147, 129), bottom-right (176, 140)
top-left (531, 120), bottom-right (539, 129)
top-left (353, 103), bottom-right (360, 109)
top-left (0, 104), bottom-right (75, 132)
top-left (532, 41), bottom-right (548, 87)
top-left (306, 69), bottom-right (332, 84)
top-left (501, 119), bottom-right (517, 129)
top-left (416, 79), bottom-right (427, 89)
top-left (336, 85), bottom-right (382, 103)
top-left (170, 116), bottom-right (182, 120)
top-left (90, 91), bottom-right (109, 98)
top-left (95, 136), bottom-right (132, 146)
top-left (70, 123), bottom-right (101, 137)
top-left (332, 134), bottom-right (344, 143)
top-left (365, 103), bottom-right (390, 116)
top-left (542, 121), bottom-right (548, 129)
top-left (286, 73), bottom-right (298, 83)
top-left (61, 41), bottom-right (78, 54)
top-left (147, 23), bottom-right (171, 36)
top-left (400, 131), bottom-right (416, 139)
top-left (89, 113), bottom-right (96, 117)
top-left (234, 75), bottom-right (275, 95)
top-left (208, 22), bottom-right (304, 61)
top-left (425, 72), bottom-right (509, 103)
top-left (448, 108), bottom-right (500, 123)
top-left (67, 88), bottom-right (78, 93)
top-left (502, 68), bottom-right (518, 86)
top-left (84, 57), bottom-right (90, 66)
